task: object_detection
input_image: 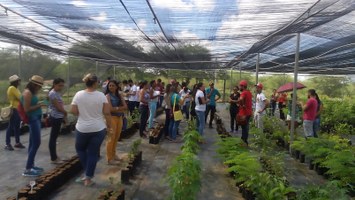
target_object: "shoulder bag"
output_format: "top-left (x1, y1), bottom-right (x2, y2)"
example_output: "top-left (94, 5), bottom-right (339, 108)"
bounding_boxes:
top-left (173, 94), bottom-right (183, 121)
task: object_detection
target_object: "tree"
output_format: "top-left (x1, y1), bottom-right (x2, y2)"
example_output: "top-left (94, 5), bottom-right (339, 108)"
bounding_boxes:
top-left (306, 76), bottom-right (350, 98)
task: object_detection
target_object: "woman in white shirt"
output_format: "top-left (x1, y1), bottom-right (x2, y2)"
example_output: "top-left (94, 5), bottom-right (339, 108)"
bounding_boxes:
top-left (71, 74), bottom-right (111, 186)
top-left (194, 82), bottom-right (208, 138)
top-left (179, 83), bottom-right (191, 120)
top-left (148, 80), bottom-right (160, 129)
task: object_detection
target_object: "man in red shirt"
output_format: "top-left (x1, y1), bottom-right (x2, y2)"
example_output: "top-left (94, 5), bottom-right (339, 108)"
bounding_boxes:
top-left (302, 89), bottom-right (318, 138)
top-left (237, 80), bottom-right (253, 145)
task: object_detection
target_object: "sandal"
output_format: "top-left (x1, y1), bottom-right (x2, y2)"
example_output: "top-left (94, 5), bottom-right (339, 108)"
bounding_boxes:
top-left (75, 177), bottom-right (85, 183)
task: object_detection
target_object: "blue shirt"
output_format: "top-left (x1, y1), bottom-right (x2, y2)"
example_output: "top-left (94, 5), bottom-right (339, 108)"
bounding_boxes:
top-left (206, 88), bottom-right (221, 106)
top-left (109, 93), bottom-right (124, 117)
top-left (21, 95), bottom-right (42, 121)
top-left (170, 93), bottom-right (181, 109)
top-left (49, 89), bottom-right (65, 119)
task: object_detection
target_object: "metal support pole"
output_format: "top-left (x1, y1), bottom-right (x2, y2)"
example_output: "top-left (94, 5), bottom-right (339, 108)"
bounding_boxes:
top-left (290, 33), bottom-right (301, 146)
top-left (18, 44), bottom-right (22, 79)
top-left (113, 65), bottom-right (116, 80)
top-left (230, 67), bottom-right (233, 93)
top-left (256, 53), bottom-right (260, 84)
top-left (95, 61), bottom-right (98, 75)
top-left (67, 56), bottom-right (71, 104)
top-left (223, 79), bottom-right (226, 102)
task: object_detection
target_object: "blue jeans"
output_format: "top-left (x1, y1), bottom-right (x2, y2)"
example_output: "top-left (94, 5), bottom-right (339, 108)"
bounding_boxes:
top-left (75, 129), bottom-right (106, 178)
top-left (196, 111), bottom-right (205, 136)
top-left (128, 101), bottom-right (136, 115)
top-left (6, 108), bottom-right (21, 145)
top-left (164, 109), bottom-right (171, 137)
top-left (182, 101), bottom-right (190, 119)
top-left (139, 105), bottom-right (149, 136)
top-left (26, 117), bottom-right (41, 169)
top-left (169, 119), bottom-right (181, 140)
top-left (313, 118), bottom-right (320, 138)
top-left (241, 116), bottom-right (251, 145)
top-left (148, 101), bottom-right (157, 129)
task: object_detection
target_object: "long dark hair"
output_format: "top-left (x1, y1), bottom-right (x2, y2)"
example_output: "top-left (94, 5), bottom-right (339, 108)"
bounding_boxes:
top-left (50, 78), bottom-right (65, 91)
top-left (105, 80), bottom-right (123, 106)
top-left (165, 84), bottom-right (172, 94)
top-left (26, 82), bottom-right (41, 95)
top-left (10, 80), bottom-right (20, 88)
top-left (315, 93), bottom-right (321, 103)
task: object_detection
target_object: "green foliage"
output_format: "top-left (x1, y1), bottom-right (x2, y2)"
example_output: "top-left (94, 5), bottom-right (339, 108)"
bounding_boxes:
top-left (166, 152), bottom-right (201, 200)
top-left (297, 181), bottom-right (349, 200)
top-left (260, 152), bottom-right (286, 178)
top-left (225, 152), bottom-right (262, 182)
top-left (216, 137), bottom-right (248, 161)
top-left (127, 108), bottom-right (139, 128)
top-left (130, 139), bottom-right (141, 157)
top-left (306, 76), bottom-right (350, 98)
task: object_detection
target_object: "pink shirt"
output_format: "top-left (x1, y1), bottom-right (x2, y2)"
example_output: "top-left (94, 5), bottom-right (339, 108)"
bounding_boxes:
top-left (303, 97), bottom-right (318, 120)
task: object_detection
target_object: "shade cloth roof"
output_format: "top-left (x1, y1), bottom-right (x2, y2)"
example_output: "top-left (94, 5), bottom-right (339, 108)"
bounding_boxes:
top-left (0, 0), bottom-right (354, 74)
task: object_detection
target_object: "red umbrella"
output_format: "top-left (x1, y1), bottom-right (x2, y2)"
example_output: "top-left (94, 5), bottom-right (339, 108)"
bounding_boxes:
top-left (277, 82), bottom-right (306, 93)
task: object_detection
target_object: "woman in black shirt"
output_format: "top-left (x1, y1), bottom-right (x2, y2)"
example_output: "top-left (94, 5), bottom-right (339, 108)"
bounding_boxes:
top-left (229, 86), bottom-right (240, 133)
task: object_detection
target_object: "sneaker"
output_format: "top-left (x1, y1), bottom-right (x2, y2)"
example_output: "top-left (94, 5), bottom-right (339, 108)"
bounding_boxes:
top-left (4, 145), bottom-right (14, 151)
top-left (32, 166), bottom-right (44, 172)
top-left (14, 143), bottom-right (26, 149)
top-left (22, 169), bottom-right (41, 177)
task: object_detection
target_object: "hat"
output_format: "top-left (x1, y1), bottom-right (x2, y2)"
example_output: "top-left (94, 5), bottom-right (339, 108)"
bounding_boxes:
top-left (239, 80), bottom-right (248, 87)
top-left (255, 83), bottom-right (263, 89)
top-left (29, 75), bottom-right (44, 86)
top-left (9, 75), bottom-right (21, 83)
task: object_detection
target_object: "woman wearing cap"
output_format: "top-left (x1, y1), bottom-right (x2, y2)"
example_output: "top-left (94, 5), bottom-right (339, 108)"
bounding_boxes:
top-left (5, 75), bottom-right (25, 151)
top-left (71, 74), bottom-right (111, 186)
top-left (22, 75), bottom-right (46, 176)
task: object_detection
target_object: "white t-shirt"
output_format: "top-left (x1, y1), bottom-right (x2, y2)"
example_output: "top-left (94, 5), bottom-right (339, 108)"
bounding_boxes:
top-left (179, 89), bottom-right (191, 105)
top-left (128, 85), bottom-right (138, 102)
top-left (71, 90), bottom-right (108, 133)
top-left (135, 86), bottom-right (140, 102)
top-left (256, 92), bottom-right (267, 115)
top-left (123, 85), bottom-right (130, 101)
top-left (195, 90), bottom-right (206, 111)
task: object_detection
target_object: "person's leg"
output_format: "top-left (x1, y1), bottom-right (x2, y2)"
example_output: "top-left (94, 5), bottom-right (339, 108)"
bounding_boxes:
top-left (241, 116), bottom-right (250, 145)
top-left (164, 109), bottom-right (171, 137)
top-left (313, 118), bottom-right (320, 138)
top-left (209, 105), bottom-right (216, 127)
top-left (230, 108), bottom-right (235, 132)
top-left (5, 109), bottom-right (20, 147)
top-left (13, 109), bottom-right (22, 145)
top-left (172, 120), bottom-right (180, 140)
top-left (75, 130), bottom-right (89, 171)
top-left (128, 101), bottom-right (134, 115)
top-left (303, 120), bottom-right (314, 138)
top-left (106, 116), bottom-right (118, 162)
top-left (139, 106), bottom-right (148, 136)
top-left (113, 117), bottom-right (123, 158)
top-left (85, 130), bottom-right (106, 178)
top-left (185, 101), bottom-right (190, 119)
top-left (148, 102), bottom-right (154, 129)
top-left (26, 119), bottom-right (41, 169)
top-left (49, 117), bottom-right (63, 161)
top-left (169, 119), bottom-right (174, 139)
top-left (196, 111), bottom-right (205, 136)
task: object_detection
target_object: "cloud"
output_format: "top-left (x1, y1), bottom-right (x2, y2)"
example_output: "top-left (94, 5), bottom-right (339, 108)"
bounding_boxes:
top-left (150, 0), bottom-right (215, 12)
top-left (90, 12), bottom-right (107, 22)
top-left (71, 0), bottom-right (88, 8)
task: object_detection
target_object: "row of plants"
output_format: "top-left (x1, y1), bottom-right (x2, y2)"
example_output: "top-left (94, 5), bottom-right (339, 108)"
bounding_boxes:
top-left (97, 177), bottom-right (125, 200)
top-left (290, 135), bottom-right (355, 196)
top-left (166, 120), bottom-right (202, 200)
top-left (120, 139), bottom-right (143, 184)
top-left (7, 156), bottom-right (82, 200)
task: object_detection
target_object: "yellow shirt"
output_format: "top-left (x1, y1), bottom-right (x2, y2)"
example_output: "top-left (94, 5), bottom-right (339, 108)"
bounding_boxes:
top-left (7, 86), bottom-right (21, 108)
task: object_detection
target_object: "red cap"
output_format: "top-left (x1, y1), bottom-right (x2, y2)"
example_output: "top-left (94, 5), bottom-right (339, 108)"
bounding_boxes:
top-left (239, 80), bottom-right (248, 87)
top-left (255, 83), bottom-right (263, 89)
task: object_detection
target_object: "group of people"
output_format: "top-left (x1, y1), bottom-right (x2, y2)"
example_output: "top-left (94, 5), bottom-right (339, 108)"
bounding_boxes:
top-left (228, 80), bottom-right (323, 141)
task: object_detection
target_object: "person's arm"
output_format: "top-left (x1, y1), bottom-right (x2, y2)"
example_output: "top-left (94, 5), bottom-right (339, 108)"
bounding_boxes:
top-left (12, 87), bottom-right (21, 101)
top-left (302, 101), bottom-right (309, 111)
top-left (179, 94), bottom-right (189, 106)
top-left (70, 93), bottom-right (79, 116)
top-left (139, 89), bottom-right (148, 104)
top-left (103, 102), bottom-right (112, 130)
top-left (23, 90), bottom-right (43, 113)
top-left (260, 99), bottom-right (269, 113)
top-left (207, 89), bottom-right (212, 98)
top-left (215, 90), bottom-right (221, 101)
top-left (51, 96), bottom-right (67, 116)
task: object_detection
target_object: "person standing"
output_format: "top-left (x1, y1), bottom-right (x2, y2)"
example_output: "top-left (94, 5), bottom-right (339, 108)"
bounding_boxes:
top-left (71, 74), bottom-right (111, 186)
top-left (122, 80), bottom-right (130, 105)
top-left (163, 84), bottom-right (173, 138)
top-left (254, 83), bottom-right (269, 132)
top-left (270, 89), bottom-right (277, 116)
top-left (127, 79), bottom-right (137, 115)
top-left (148, 80), bottom-right (160, 129)
top-left (156, 78), bottom-right (164, 108)
top-left (286, 93), bottom-right (302, 130)
top-left (22, 75), bottom-right (46, 176)
top-left (229, 86), bottom-right (240, 133)
top-left (278, 92), bottom-right (287, 120)
top-left (237, 80), bottom-right (252, 145)
top-left (302, 89), bottom-right (318, 138)
top-left (138, 81), bottom-right (150, 138)
top-left (195, 82), bottom-right (208, 138)
top-left (313, 92), bottom-right (323, 137)
top-left (205, 82), bottom-right (221, 128)
top-left (5, 75), bottom-right (25, 151)
top-left (105, 80), bottom-right (127, 165)
top-left (48, 78), bottom-right (67, 164)
top-left (179, 83), bottom-right (191, 120)
top-left (101, 77), bottom-right (111, 94)
top-left (168, 86), bottom-right (188, 142)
